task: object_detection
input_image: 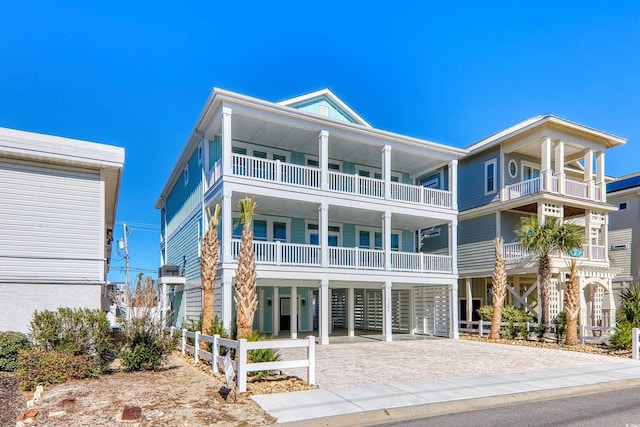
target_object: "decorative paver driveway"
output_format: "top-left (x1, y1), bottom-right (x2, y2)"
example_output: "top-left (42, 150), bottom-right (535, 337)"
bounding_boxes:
top-left (279, 337), bottom-right (630, 389)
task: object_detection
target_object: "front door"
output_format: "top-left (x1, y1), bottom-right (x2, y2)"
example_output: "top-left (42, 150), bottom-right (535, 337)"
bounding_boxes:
top-left (280, 297), bottom-right (291, 331)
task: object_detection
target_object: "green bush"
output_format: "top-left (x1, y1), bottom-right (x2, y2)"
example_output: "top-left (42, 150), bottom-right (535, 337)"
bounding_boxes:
top-left (16, 349), bottom-right (98, 391)
top-left (553, 312), bottom-right (567, 343)
top-left (118, 314), bottom-right (178, 371)
top-left (617, 285), bottom-right (640, 327)
top-left (476, 306), bottom-right (533, 339)
top-left (610, 322), bottom-right (633, 350)
top-left (0, 332), bottom-right (31, 372)
top-left (246, 330), bottom-right (280, 380)
top-left (30, 308), bottom-right (114, 372)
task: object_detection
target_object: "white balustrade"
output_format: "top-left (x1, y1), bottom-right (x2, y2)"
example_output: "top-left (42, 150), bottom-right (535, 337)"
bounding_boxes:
top-left (391, 252), bottom-right (453, 273)
top-left (231, 154), bottom-right (320, 188)
top-left (504, 177), bottom-right (540, 200)
top-left (328, 247), bottom-right (385, 270)
top-left (328, 171), bottom-right (384, 198)
top-left (565, 178), bottom-right (588, 199)
top-left (591, 245), bottom-right (605, 261)
top-left (231, 240), bottom-right (321, 266)
top-left (390, 182), bottom-right (452, 208)
top-left (502, 243), bottom-right (532, 260)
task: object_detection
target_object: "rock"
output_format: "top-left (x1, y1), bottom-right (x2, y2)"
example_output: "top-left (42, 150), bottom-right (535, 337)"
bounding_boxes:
top-left (49, 410), bottom-right (66, 418)
top-left (121, 405), bottom-right (142, 422)
top-left (25, 400), bottom-right (36, 409)
top-left (33, 385), bottom-right (44, 400)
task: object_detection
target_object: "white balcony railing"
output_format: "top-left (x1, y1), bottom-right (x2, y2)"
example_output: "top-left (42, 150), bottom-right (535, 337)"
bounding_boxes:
top-left (227, 154), bottom-right (453, 209)
top-left (503, 242), bottom-right (607, 262)
top-left (504, 175), bottom-right (600, 202)
top-left (391, 251), bottom-right (453, 273)
top-left (328, 171), bottom-right (384, 198)
top-left (328, 247), bottom-right (385, 270)
top-left (229, 240), bottom-right (453, 273)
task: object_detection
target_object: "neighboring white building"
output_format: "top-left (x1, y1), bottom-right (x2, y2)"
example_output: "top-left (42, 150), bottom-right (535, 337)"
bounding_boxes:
top-left (0, 127), bottom-right (124, 333)
top-left (157, 88), bottom-right (464, 344)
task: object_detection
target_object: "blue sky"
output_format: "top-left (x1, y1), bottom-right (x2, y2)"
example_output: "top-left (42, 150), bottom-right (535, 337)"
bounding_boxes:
top-left (2, 1), bottom-right (639, 283)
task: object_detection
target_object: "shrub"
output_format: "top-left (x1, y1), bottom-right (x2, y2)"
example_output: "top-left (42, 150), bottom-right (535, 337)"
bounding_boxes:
top-left (118, 313), bottom-right (178, 372)
top-left (0, 332), bottom-right (31, 372)
top-left (30, 308), bottom-right (114, 372)
top-left (476, 306), bottom-right (533, 338)
top-left (16, 349), bottom-right (98, 391)
top-left (610, 322), bottom-right (633, 350)
top-left (553, 311), bottom-right (567, 343)
top-left (246, 330), bottom-right (280, 380)
top-left (617, 285), bottom-right (640, 327)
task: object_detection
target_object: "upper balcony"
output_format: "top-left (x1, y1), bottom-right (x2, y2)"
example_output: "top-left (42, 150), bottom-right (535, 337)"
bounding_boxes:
top-left (503, 175), bottom-right (603, 203)
top-left (230, 239), bottom-right (453, 274)
top-left (208, 152), bottom-right (454, 209)
top-left (502, 242), bottom-right (606, 263)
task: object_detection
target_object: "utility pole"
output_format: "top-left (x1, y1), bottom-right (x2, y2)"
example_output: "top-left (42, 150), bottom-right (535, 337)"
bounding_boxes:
top-left (123, 223), bottom-right (130, 290)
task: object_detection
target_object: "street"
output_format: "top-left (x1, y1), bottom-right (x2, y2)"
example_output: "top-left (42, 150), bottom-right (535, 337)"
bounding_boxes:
top-left (374, 385), bottom-right (640, 427)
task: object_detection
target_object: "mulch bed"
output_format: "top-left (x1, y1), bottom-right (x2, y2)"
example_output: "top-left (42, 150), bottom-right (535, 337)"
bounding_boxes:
top-left (0, 372), bottom-right (27, 426)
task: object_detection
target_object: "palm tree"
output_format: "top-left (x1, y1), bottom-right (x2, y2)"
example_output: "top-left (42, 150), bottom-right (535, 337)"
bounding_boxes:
top-left (200, 204), bottom-right (220, 349)
top-left (517, 217), bottom-right (583, 325)
top-left (234, 197), bottom-right (258, 339)
top-left (490, 237), bottom-right (507, 339)
top-left (564, 258), bottom-right (580, 346)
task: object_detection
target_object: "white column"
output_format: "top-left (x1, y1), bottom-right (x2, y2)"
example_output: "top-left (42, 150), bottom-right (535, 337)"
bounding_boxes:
top-left (466, 278), bottom-right (473, 321)
top-left (162, 283), bottom-right (168, 327)
top-left (291, 286), bottom-right (298, 340)
top-left (222, 192), bottom-right (232, 263)
top-left (382, 281), bottom-right (393, 342)
top-left (319, 130), bottom-right (329, 191)
top-left (319, 279), bottom-right (329, 345)
top-left (449, 159), bottom-right (458, 209)
top-left (222, 273), bottom-right (233, 332)
top-left (222, 106), bottom-right (233, 176)
top-left (541, 137), bottom-right (552, 191)
top-left (202, 135), bottom-right (209, 175)
top-left (554, 139), bottom-right (565, 194)
top-left (604, 213), bottom-right (609, 263)
top-left (319, 202), bottom-right (329, 267)
top-left (383, 145), bottom-right (392, 200)
top-left (347, 287), bottom-right (355, 337)
top-left (584, 149), bottom-right (594, 200)
top-left (596, 151), bottom-right (606, 202)
top-left (383, 211), bottom-right (392, 271)
top-left (451, 284), bottom-right (459, 339)
top-left (273, 287), bottom-right (280, 337)
top-left (449, 219), bottom-right (458, 275)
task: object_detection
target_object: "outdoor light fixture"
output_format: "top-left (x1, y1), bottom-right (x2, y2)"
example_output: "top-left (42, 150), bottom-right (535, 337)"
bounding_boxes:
top-left (267, 298), bottom-right (272, 306)
top-left (301, 298), bottom-right (306, 306)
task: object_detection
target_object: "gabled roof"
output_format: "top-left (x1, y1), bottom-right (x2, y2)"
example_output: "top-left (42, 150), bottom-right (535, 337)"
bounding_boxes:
top-left (277, 88), bottom-right (372, 127)
top-left (466, 115), bottom-right (626, 154)
top-left (607, 172), bottom-right (640, 193)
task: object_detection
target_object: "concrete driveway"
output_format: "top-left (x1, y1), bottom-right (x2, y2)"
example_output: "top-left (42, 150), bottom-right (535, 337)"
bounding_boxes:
top-left (279, 336), bottom-right (629, 389)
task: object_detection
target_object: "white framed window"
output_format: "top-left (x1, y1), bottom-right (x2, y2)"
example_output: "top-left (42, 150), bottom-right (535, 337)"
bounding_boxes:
top-left (418, 170), bottom-right (443, 189)
top-left (306, 223), bottom-right (341, 246)
top-left (484, 158), bottom-right (497, 195)
top-left (233, 141), bottom-right (290, 163)
top-left (197, 144), bottom-right (203, 166)
top-left (356, 165), bottom-right (401, 182)
top-left (183, 166), bottom-right (189, 186)
top-left (521, 161), bottom-right (540, 181)
top-left (232, 215), bottom-right (291, 242)
top-left (508, 159), bottom-right (518, 179)
top-left (304, 154), bottom-right (342, 171)
top-left (355, 226), bottom-right (401, 251)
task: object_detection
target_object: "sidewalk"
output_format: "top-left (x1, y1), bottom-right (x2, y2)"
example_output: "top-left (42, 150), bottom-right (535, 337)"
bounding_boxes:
top-left (252, 360), bottom-right (640, 424)
top-left (253, 338), bottom-right (639, 424)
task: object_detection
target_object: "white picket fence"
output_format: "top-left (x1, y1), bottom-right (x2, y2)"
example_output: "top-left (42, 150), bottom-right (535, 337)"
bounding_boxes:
top-left (459, 320), bottom-right (613, 344)
top-left (168, 327), bottom-right (315, 393)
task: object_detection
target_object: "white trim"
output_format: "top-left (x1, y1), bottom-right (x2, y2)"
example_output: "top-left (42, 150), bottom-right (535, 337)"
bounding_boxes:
top-left (355, 226), bottom-right (402, 251)
top-left (306, 222), bottom-right (341, 246)
top-left (521, 160), bottom-right (541, 180)
top-left (183, 166), bottom-right (189, 186)
top-left (484, 158), bottom-right (497, 195)
top-left (197, 144), bottom-right (203, 166)
top-left (508, 159), bottom-right (518, 179)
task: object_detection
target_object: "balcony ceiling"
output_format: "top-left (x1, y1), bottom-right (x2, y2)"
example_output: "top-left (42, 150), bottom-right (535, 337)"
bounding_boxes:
top-left (508, 138), bottom-right (599, 164)
top-left (232, 115), bottom-right (447, 177)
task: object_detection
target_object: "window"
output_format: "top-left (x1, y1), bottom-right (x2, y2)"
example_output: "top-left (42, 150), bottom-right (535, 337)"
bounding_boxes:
top-left (197, 145), bottom-right (203, 165)
top-left (253, 220), bottom-right (267, 241)
top-left (522, 162), bottom-right (540, 180)
top-left (306, 157), bottom-right (341, 171)
top-left (183, 166), bottom-right (189, 186)
top-left (508, 159), bottom-right (518, 178)
top-left (273, 222), bottom-right (287, 242)
top-left (484, 159), bottom-right (497, 194)
top-left (620, 202), bottom-right (627, 210)
top-left (357, 227), bottom-right (400, 251)
top-left (307, 223), bottom-right (340, 246)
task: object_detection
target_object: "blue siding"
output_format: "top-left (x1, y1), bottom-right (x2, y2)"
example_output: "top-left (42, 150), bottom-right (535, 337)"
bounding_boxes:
top-left (291, 151), bottom-right (306, 165)
top-left (459, 214), bottom-right (496, 245)
top-left (293, 97), bottom-right (357, 123)
top-left (343, 223), bottom-right (356, 247)
top-left (420, 225), bottom-right (449, 252)
top-left (166, 148), bottom-right (203, 236)
top-left (402, 230), bottom-right (414, 251)
top-left (299, 287), bottom-right (311, 331)
top-left (167, 211), bottom-right (202, 282)
top-left (458, 147), bottom-right (501, 211)
top-left (504, 152), bottom-right (539, 186)
top-left (501, 211), bottom-right (525, 243)
top-left (290, 217), bottom-right (306, 244)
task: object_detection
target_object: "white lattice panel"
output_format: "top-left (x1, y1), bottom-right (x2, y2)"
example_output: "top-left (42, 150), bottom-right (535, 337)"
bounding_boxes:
top-left (548, 279), bottom-right (560, 322)
top-left (542, 203), bottom-right (562, 218)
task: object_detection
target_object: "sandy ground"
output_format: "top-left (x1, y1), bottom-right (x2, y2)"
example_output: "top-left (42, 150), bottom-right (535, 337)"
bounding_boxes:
top-left (5, 353), bottom-right (277, 427)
